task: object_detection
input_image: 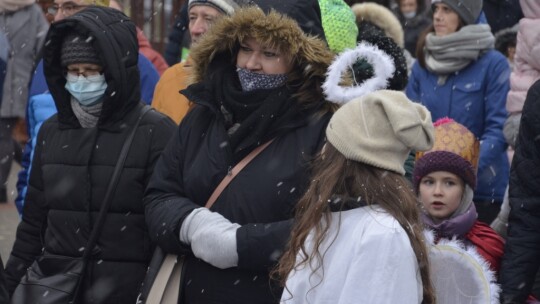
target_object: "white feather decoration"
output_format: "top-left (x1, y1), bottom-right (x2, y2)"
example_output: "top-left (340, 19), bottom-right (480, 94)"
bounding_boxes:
top-left (322, 42), bottom-right (396, 104)
top-left (424, 230), bottom-right (501, 304)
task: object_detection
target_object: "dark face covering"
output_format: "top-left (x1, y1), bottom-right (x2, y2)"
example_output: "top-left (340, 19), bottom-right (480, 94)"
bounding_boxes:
top-left (236, 67), bottom-right (288, 92)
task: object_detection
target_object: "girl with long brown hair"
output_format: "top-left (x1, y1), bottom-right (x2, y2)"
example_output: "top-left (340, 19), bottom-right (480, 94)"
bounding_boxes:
top-left (276, 90), bottom-right (436, 303)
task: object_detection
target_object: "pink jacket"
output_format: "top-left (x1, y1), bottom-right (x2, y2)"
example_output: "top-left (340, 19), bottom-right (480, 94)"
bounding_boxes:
top-left (506, 0), bottom-right (540, 114)
top-left (520, 0), bottom-right (540, 19)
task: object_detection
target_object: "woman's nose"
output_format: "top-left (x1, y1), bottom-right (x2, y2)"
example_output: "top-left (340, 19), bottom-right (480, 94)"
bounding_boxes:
top-left (245, 53), bottom-right (261, 71)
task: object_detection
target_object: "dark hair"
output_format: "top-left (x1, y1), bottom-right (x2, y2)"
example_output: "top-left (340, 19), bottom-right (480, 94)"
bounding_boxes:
top-left (273, 143), bottom-right (436, 303)
top-left (397, 0), bottom-right (426, 14)
top-left (494, 29), bottom-right (517, 57)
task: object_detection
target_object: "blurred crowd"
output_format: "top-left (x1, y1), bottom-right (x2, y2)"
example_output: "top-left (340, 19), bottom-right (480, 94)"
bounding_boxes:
top-left (0, 0), bottom-right (538, 303)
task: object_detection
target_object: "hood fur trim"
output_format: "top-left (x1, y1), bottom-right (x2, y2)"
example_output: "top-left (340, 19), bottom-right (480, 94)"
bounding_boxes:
top-left (188, 6), bottom-right (333, 85)
top-left (352, 2), bottom-right (404, 48)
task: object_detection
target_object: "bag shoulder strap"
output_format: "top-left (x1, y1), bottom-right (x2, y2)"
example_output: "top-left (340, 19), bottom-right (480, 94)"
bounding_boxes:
top-left (83, 106), bottom-right (153, 259)
top-left (205, 139), bottom-right (274, 209)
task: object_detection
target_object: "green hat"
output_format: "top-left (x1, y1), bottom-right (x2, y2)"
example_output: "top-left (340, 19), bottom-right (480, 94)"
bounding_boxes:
top-left (318, 0), bottom-right (358, 53)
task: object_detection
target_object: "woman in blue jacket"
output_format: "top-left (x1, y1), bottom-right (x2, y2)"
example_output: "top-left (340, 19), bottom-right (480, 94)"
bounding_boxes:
top-left (406, 0), bottom-right (510, 223)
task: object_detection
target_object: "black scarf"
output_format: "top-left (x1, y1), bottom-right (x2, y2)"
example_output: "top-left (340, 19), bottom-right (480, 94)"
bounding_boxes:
top-left (183, 65), bottom-right (306, 158)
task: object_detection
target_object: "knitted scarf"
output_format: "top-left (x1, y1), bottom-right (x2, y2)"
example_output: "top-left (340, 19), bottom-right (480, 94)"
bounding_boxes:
top-left (424, 24), bottom-right (494, 81)
top-left (423, 203), bottom-right (477, 239)
top-left (182, 65), bottom-right (305, 160)
top-left (70, 98), bottom-right (103, 128)
top-left (422, 185), bottom-right (476, 238)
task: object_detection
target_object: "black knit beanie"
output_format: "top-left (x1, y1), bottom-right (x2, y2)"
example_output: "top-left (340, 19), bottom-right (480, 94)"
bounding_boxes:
top-left (60, 33), bottom-right (101, 67)
top-left (355, 29), bottom-right (408, 91)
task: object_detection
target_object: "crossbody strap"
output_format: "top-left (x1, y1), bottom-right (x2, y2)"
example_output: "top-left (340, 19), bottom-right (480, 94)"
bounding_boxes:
top-left (83, 106), bottom-right (152, 259)
top-left (205, 139), bottom-right (275, 209)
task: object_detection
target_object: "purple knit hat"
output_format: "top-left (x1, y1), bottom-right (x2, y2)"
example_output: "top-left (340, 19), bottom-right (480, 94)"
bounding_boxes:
top-left (413, 118), bottom-right (479, 190)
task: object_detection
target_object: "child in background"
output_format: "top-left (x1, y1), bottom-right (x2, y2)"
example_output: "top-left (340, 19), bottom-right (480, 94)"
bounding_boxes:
top-left (277, 90), bottom-right (436, 303)
top-left (414, 118), bottom-right (505, 274)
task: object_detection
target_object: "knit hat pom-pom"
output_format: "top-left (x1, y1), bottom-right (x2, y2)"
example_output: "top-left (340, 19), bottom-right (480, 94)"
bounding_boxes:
top-left (433, 117), bottom-right (454, 127)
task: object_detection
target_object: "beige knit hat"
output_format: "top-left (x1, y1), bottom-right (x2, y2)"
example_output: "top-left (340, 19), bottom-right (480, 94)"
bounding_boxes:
top-left (326, 90), bottom-right (435, 175)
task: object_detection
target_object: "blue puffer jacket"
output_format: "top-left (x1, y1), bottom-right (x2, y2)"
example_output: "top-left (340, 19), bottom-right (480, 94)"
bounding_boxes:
top-left (406, 47), bottom-right (510, 203)
top-left (15, 94), bottom-right (56, 214)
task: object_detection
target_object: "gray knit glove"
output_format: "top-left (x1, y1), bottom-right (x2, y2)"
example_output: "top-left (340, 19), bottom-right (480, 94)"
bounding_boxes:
top-left (180, 207), bottom-right (240, 269)
top-left (503, 113), bottom-right (521, 148)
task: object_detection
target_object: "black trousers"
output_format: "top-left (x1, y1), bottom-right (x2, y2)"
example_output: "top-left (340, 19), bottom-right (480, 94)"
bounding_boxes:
top-left (0, 117), bottom-right (18, 194)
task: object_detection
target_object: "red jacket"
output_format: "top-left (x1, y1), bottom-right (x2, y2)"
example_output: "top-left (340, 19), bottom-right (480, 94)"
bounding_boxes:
top-left (466, 220), bottom-right (505, 273)
top-left (137, 27), bottom-right (168, 75)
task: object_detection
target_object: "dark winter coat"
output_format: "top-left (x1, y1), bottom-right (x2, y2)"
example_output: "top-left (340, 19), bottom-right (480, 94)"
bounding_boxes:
top-left (395, 10), bottom-right (431, 56)
top-left (483, 0), bottom-right (523, 34)
top-left (501, 79), bottom-right (540, 303)
top-left (4, 7), bottom-right (175, 303)
top-left (144, 4), bottom-right (335, 304)
top-left (0, 255), bottom-right (8, 304)
top-left (163, 2), bottom-right (189, 66)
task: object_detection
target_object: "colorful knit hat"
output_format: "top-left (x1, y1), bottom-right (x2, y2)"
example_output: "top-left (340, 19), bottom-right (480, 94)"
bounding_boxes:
top-left (431, 0), bottom-right (482, 25)
top-left (414, 118), bottom-right (480, 190)
top-left (61, 33), bottom-right (101, 67)
top-left (188, 0), bottom-right (240, 15)
top-left (318, 0), bottom-right (357, 53)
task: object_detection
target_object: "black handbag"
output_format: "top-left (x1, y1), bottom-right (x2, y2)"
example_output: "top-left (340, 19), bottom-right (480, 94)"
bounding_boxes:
top-left (10, 106), bottom-right (152, 304)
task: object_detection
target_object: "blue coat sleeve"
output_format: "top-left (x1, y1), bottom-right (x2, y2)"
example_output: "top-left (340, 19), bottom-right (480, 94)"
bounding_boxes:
top-left (477, 54), bottom-right (510, 174)
top-left (14, 141), bottom-right (32, 215)
top-left (405, 62), bottom-right (422, 103)
top-left (138, 53), bottom-right (159, 105)
top-left (29, 60), bottom-right (49, 97)
top-left (15, 94), bottom-right (57, 215)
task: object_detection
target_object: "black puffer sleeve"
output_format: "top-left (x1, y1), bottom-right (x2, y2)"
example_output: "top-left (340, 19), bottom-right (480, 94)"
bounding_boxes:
top-left (501, 79), bottom-right (540, 303)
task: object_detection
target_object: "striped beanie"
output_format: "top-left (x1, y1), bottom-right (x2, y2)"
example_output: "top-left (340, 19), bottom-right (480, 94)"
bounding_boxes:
top-left (188, 0), bottom-right (240, 15)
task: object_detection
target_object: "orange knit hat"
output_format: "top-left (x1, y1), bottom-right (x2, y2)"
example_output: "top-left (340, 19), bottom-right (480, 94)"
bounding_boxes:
top-left (414, 118), bottom-right (480, 189)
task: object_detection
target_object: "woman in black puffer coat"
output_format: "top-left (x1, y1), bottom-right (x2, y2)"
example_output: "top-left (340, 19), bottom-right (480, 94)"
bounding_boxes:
top-left (143, 1), bottom-right (338, 303)
top-left (4, 6), bottom-right (175, 303)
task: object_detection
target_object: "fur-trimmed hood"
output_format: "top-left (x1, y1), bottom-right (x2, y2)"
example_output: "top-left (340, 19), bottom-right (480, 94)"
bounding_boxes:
top-left (352, 2), bottom-right (405, 48)
top-left (188, 6), bottom-right (335, 109)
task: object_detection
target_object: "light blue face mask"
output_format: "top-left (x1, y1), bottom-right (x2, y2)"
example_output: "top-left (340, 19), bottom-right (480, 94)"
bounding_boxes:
top-left (403, 11), bottom-right (417, 19)
top-left (65, 73), bottom-right (107, 106)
